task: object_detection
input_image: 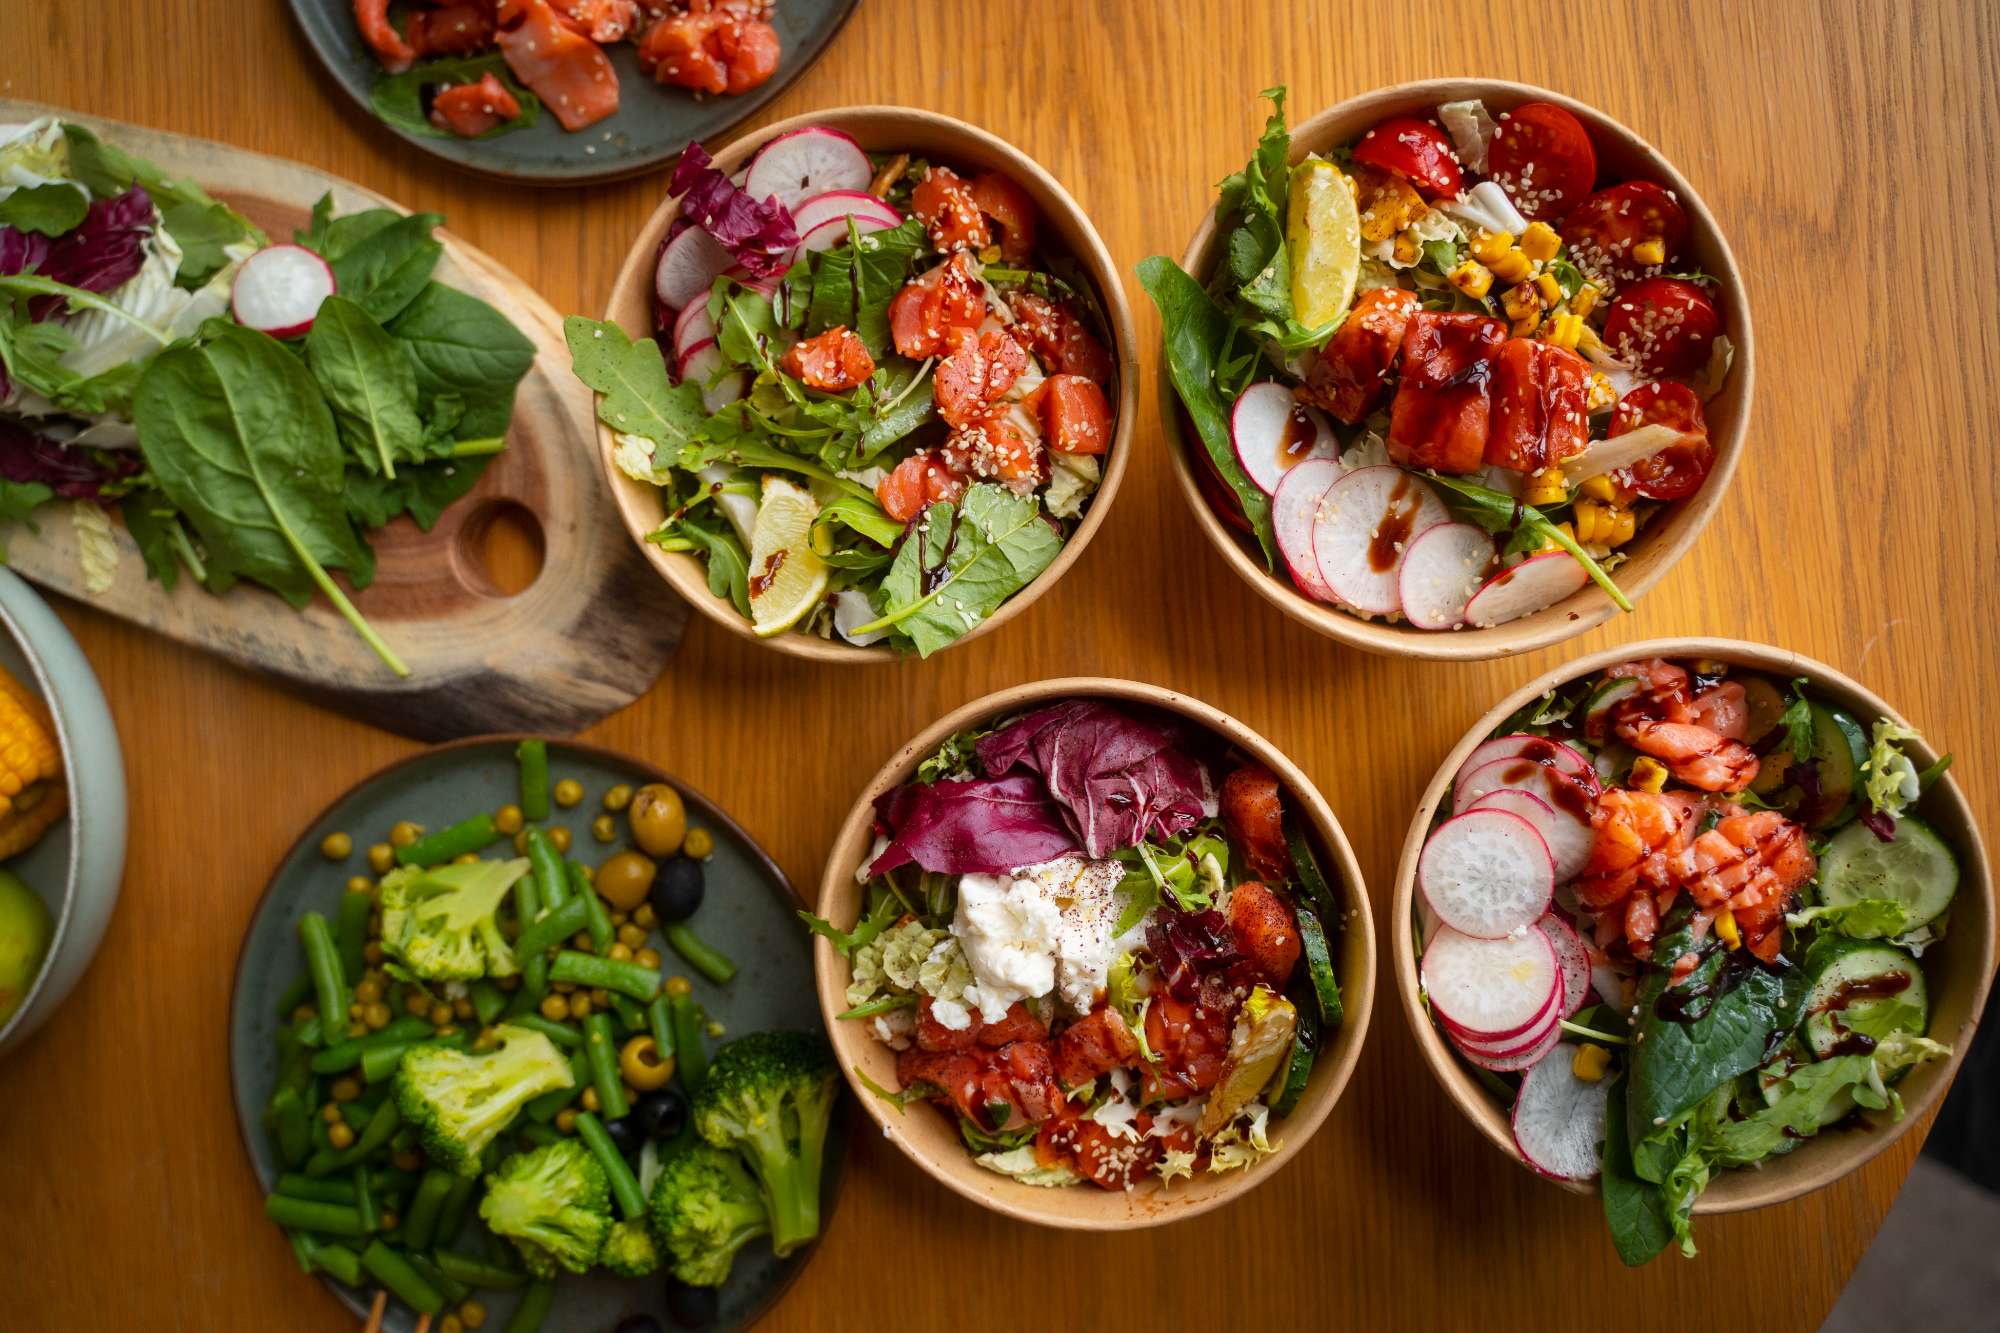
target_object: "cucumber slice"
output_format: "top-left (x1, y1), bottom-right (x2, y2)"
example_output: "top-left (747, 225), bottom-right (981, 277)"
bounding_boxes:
top-left (1752, 700), bottom-right (1868, 827)
top-left (1583, 677), bottom-right (1639, 741)
top-left (1294, 902), bottom-right (1343, 1031)
top-left (1283, 818), bottom-right (1340, 923)
top-left (1268, 989), bottom-right (1319, 1117)
top-left (1738, 674), bottom-right (1789, 749)
top-left (1802, 938), bottom-right (1928, 1059)
top-left (1819, 814), bottom-right (1959, 931)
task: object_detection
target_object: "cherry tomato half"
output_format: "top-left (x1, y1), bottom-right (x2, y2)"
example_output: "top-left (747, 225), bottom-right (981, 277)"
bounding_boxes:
top-left (1602, 277), bottom-right (1721, 377)
top-left (1352, 116), bottom-right (1463, 198)
top-left (1610, 380), bottom-right (1713, 500)
top-left (1562, 181), bottom-right (1689, 286)
top-left (1487, 102), bottom-right (1597, 220)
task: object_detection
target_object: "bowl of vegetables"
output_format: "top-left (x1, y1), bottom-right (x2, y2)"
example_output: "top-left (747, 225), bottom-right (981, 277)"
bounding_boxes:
top-left (230, 736), bottom-right (842, 1332)
top-left (1392, 639), bottom-right (1993, 1264)
top-left (1142, 80), bottom-right (1752, 660)
top-left (580, 107), bottom-right (1135, 661)
top-left (811, 676), bottom-right (1375, 1228)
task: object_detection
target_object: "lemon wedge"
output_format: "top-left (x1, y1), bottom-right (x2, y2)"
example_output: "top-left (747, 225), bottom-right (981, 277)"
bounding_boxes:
top-left (1287, 159), bottom-right (1361, 331)
top-left (1197, 986), bottom-right (1298, 1137)
top-left (746, 476), bottom-right (829, 636)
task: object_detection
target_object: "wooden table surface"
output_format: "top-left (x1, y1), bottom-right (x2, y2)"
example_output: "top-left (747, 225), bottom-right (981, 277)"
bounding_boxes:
top-left (3, 1), bottom-right (1995, 1329)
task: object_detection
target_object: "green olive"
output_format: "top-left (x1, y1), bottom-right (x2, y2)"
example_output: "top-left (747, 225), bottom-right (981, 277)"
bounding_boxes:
top-left (628, 784), bottom-right (686, 857)
top-left (594, 850), bottom-right (657, 911)
top-left (319, 832), bottom-right (353, 861)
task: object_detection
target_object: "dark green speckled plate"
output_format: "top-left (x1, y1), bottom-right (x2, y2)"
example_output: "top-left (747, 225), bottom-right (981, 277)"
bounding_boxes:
top-left (284, 0), bottom-right (860, 184)
top-left (228, 735), bottom-right (839, 1333)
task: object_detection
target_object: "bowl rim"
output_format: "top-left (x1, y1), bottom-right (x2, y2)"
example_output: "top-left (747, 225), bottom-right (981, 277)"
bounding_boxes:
top-left (222, 732), bottom-right (832, 1328)
top-left (811, 674), bottom-right (1377, 1228)
top-left (1389, 636), bottom-right (1996, 1210)
top-left (597, 105), bottom-right (1139, 663)
top-left (1158, 77), bottom-right (1757, 661)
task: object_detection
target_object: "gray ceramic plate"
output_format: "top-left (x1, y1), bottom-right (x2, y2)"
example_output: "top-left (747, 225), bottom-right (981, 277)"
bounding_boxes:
top-left (228, 735), bottom-right (839, 1332)
top-left (285, 0), bottom-right (860, 184)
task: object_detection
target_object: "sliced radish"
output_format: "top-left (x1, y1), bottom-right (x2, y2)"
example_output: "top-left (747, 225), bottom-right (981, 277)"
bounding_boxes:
top-left (1271, 458), bottom-right (1343, 602)
top-left (1397, 522), bottom-right (1494, 629)
top-left (1463, 550), bottom-right (1591, 627)
top-left (1469, 789), bottom-right (1594, 884)
top-left (1448, 993), bottom-right (1560, 1056)
top-left (1537, 910), bottom-right (1591, 1018)
top-left (1421, 925), bottom-right (1559, 1038)
top-left (676, 342), bottom-right (745, 414)
top-left (1452, 756), bottom-right (1600, 826)
top-left (797, 210), bottom-right (900, 257)
top-left (231, 244), bottom-right (335, 339)
top-left (1463, 1017), bottom-right (1563, 1072)
top-left (1419, 809), bottom-right (1554, 939)
top-left (725, 266), bottom-right (781, 297)
top-left (1454, 734), bottom-right (1599, 792)
top-left (1312, 466), bottom-right (1449, 615)
top-left (1511, 1042), bottom-right (1610, 1179)
top-left (1231, 383), bottom-right (1336, 495)
top-left (672, 300), bottom-right (716, 363)
top-left (655, 226), bottom-right (734, 314)
top-left (744, 126), bottom-right (872, 213)
top-left (789, 190), bottom-right (903, 242)
top-left (674, 337), bottom-right (717, 382)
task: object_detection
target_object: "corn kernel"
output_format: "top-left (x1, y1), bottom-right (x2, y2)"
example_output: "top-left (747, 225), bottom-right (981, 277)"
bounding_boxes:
top-left (1632, 237), bottom-right (1667, 267)
top-left (1519, 220), bottom-right (1561, 262)
top-left (1510, 311), bottom-right (1542, 338)
top-left (1544, 311), bottom-right (1583, 351)
top-left (1586, 372), bottom-right (1616, 412)
top-left (1714, 908), bottom-right (1742, 950)
top-left (1571, 282), bottom-right (1601, 319)
top-left (1523, 468), bottom-right (1566, 507)
top-left (1579, 474), bottom-right (1621, 503)
top-left (1611, 508), bottom-right (1636, 545)
top-left (1489, 248), bottom-right (1533, 283)
top-left (1534, 271), bottom-right (1563, 308)
top-left (1448, 260), bottom-right (1494, 300)
top-left (1629, 756), bottom-right (1669, 793)
top-left (1391, 230), bottom-right (1419, 265)
top-left (1571, 1043), bottom-right (1611, 1082)
top-left (1470, 229), bottom-right (1514, 264)
top-left (1501, 281), bottom-right (1541, 322)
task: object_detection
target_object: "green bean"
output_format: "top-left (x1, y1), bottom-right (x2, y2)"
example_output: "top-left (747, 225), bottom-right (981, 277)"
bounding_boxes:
top-left (663, 922), bottom-right (737, 985)
top-left (526, 1050), bottom-right (587, 1123)
top-left (671, 992), bottom-right (707, 1096)
top-left (399, 1168), bottom-right (454, 1251)
top-left (337, 1100), bottom-right (373, 1131)
top-left (504, 1281), bottom-right (556, 1333)
top-left (268, 1086), bottom-right (312, 1168)
top-left (550, 950), bottom-right (660, 1001)
top-left (647, 994), bottom-right (676, 1062)
top-left (307, 1239), bottom-right (363, 1286)
top-left (435, 1175), bottom-right (478, 1246)
top-left (569, 862), bottom-right (612, 952)
top-left (574, 1111), bottom-right (645, 1220)
top-left (582, 1013), bottom-right (630, 1121)
top-left (408, 1252), bottom-right (469, 1306)
top-left (516, 740), bottom-right (551, 822)
top-left (397, 812), bottom-right (500, 868)
top-left (288, 1229), bottom-right (315, 1272)
top-left (275, 972), bottom-right (312, 1019)
top-left (509, 1013), bottom-right (583, 1049)
top-left (310, 1017), bottom-right (434, 1073)
top-left (525, 829), bottom-right (568, 913)
top-left (516, 1120), bottom-right (560, 1148)
top-left (362, 1032), bottom-right (467, 1084)
top-left (610, 993), bottom-right (646, 1035)
top-left (372, 1167), bottom-right (421, 1197)
top-left (353, 1165), bottom-right (380, 1233)
top-left (359, 1240), bottom-right (445, 1316)
top-left (433, 1249), bottom-right (526, 1290)
top-left (469, 980), bottom-right (507, 1027)
top-left (333, 889), bottom-right (374, 984)
top-left (277, 1173), bottom-right (354, 1204)
top-left (513, 868), bottom-right (549, 1002)
top-left (298, 913), bottom-right (349, 1048)
top-left (306, 1097), bottom-right (400, 1177)
top-left (512, 896), bottom-right (589, 962)
top-left (264, 1194), bottom-right (368, 1236)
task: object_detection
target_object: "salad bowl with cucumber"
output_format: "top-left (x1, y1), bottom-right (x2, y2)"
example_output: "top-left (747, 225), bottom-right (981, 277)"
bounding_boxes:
top-left (1393, 639), bottom-right (1992, 1265)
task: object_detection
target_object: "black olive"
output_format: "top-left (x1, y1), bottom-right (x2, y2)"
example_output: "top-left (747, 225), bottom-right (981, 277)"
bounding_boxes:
top-left (649, 856), bottom-right (705, 922)
top-left (604, 1114), bottom-right (642, 1158)
top-left (666, 1280), bottom-right (720, 1327)
top-left (615, 1317), bottom-right (665, 1333)
top-left (635, 1088), bottom-right (688, 1141)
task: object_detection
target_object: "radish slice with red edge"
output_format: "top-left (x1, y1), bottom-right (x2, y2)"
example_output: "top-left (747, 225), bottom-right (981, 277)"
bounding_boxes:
top-left (672, 301), bottom-right (716, 363)
top-left (789, 190), bottom-right (902, 240)
top-left (1442, 977), bottom-right (1561, 1050)
top-left (743, 126), bottom-right (872, 212)
top-left (1452, 755), bottom-right (1599, 823)
top-left (797, 210), bottom-right (899, 257)
top-left (1536, 909), bottom-right (1591, 1018)
top-left (655, 227), bottom-right (733, 314)
top-left (1397, 521), bottom-right (1495, 629)
top-left (1468, 788), bottom-right (1594, 884)
top-left (1421, 925), bottom-right (1559, 1037)
top-left (1231, 382), bottom-right (1336, 495)
top-left (1463, 549), bottom-right (1591, 627)
top-left (1453, 734), bottom-right (1599, 793)
top-left (1462, 1017), bottom-right (1564, 1072)
top-left (1312, 466), bottom-right (1449, 615)
top-left (1271, 457), bottom-right (1344, 602)
top-left (231, 245), bottom-right (335, 340)
top-left (1419, 808), bottom-right (1554, 939)
top-left (1511, 1042), bottom-right (1610, 1179)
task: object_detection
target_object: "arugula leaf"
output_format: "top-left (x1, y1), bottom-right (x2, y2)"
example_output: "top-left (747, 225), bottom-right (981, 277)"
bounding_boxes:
top-left (867, 485), bottom-right (1063, 656)
top-left (1601, 1074), bottom-right (1677, 1267)
top-left (858, 361), bottom-right (935, 457)
top-left (804, 242), bottom-right (855, 339)
top-left (649, 513), bottom-right (750, 615)
top-left (304, 295), bottom-right (424, 477)
top-left (1135, 255), bottom-right (1277, 565)
top-left (798, 890), bottom-right (899, 958)
top-left (1425, 472), bottom-right (1634, 611)
top-left (1778, 677), bottom-right (1814, 762)
top-left (327, 213), bottom-right (444, 323)
top-left (369, 53), bottom-right (541, 140)
top-left (386, 283), bottom-right (533, 439)
top-left (0, 183), bottom-right (88, 236)
top-left (1216, 87), bottom-right (1294, 323)
top-left (813, 493), bottom-right (902, 549)
top-left (852, 218), bottom-right (925, 355)
top-left (713, 285), bottom-right (783, 372)
top-left (62, 122), bottom-right (261, 288)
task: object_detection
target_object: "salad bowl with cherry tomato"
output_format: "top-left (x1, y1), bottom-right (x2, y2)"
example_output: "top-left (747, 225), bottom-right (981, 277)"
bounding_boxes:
top-left (1141, 80), bottom-right (1752, 660)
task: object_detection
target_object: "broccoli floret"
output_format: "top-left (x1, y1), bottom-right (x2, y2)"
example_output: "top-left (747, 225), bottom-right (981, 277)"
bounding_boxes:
top-left (478, 1139), bottom-right (612, 1276)
top-left (395, 1024), bottom-right (573, 1176)
top-left (690, 1030), bottom-right (838, 1256)
top-left (601, 1217), bottom-right (661, 1277)
top-left (646, 1137), bottom-right (770, 1288)
top-left (378, 857), bottom-right (529, 980)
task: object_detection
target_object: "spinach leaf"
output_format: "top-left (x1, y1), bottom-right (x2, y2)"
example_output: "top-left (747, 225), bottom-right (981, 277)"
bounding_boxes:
top-left (132, 322), bottom-right (406, 675)
top-left (852, 218), bottom-right (925, 355)
top-left (649, 513), bottom-right (750, 615)
top-left (297, 200), bottom-right (402, 262)
top-left (343, 454), bottom-right (493, 533)
top-left (1216, 87), bottom-right (1293, 323)
top-left (304, 294), bottom-right (424, 477)
top-left (1135, 255), bottom-right (1276, 565)
top-left (389, 283), bottom-right (534, 439)
top-left (814, 493), bottom-right (903, 549)
top-left (805, 242), bottom-right (855, 339)
top-left (62, 122), bottom-right (261, 288)
top-left (120, 492), bottom-right (186, 590)
top-left (564, 315), bottom-right (706, 457)
top-left (868, 485), bottom-right (1063, 656)
top-left (1425, 472), bottom-right (1634, 611)
top-left (326, 212), bottom-right (444, 323)
top-left (369, 54), bottom-right (541, 140)
top-left (1600, 1074), bottom-right (1676, 1267)
top-left (0, 183), bottom-right (87, 237)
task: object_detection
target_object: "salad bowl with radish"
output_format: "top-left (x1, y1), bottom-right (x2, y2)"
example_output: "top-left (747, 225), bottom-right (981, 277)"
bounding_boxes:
top-left (1142, 81), bottom-right (1751, 660)
top-left (1394, 640), bottom-right (1993, 1265)
top-left (577, 109), bottom-right (1133, 661)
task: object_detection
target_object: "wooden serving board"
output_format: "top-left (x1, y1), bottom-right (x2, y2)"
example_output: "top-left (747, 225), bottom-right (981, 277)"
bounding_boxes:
top-left (0, 102), bottom-right (683, 740)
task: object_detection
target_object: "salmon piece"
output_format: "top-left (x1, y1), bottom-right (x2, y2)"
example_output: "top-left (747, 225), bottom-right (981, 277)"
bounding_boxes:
top-left (1299, 287), bottom-right (1420, 423)
top-left (1028, 374), bottom-right (1112, 455)
top-left (1228, 881), bottom-right (1301, 987)
top-left (976, 1002), bottom-right (1049, 1048)
top-left (934, 330), bottom-right (1027, 428)
top-left (888, 254), bottom-right (986, 359)
top-left (1052, 1007), bottom-right (1140, 1088)
top-left (637, 5), bottom-right (780, 95)
top-left (1007, 292), bottom-right (1115, 387)
top-left (914, 996), bottom-right (978, 1053)
top-left (990, 1040), bottom-right (1062, 1122)
top-left (556, 0), bottom-right (640, 42)
top-left (1687, 682), bottom-right (1749, 739)
top-left (1141, 990), bottom-right (1232, 1101)
top-left (968, 171), bottom-right (1038, 263)
top-left (779, 325), bottom-right (875, 392)
top-left (497, 0), bottom-right (620, 131)
top-left (1220, 764), bottom-right (1291, 881)
top-left (355, 0), bottom-right (417, 73)
top-left (913, 166), bottom-right (992, 253)
top-left (1574, 789), bottom-right (1699, 910)
top-left (409, 3), bottom-right (498, 57)
top-left (1618, 719), bottom-right (1760, 793)
top-left (429, 74), bottom-right (522, 138)
top-left (941, 417), bottom-right (1041, 489)
top-left (896, 1047), bottom-right (982, 1118)
top-left (875, 452), bottom-right (966, 524)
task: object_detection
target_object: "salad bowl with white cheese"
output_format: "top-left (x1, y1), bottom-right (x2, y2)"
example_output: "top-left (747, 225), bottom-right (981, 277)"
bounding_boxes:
top-left (810, 678), bottom-right (1375, 1228)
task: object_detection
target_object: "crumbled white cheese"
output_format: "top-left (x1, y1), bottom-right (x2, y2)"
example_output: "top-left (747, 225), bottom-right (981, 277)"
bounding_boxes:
top-left (952, 855), bottom-right (1131, 1022)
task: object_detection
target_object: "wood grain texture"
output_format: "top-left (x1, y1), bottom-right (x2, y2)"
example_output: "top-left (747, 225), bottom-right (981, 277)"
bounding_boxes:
top-left (0, 102), bottom-right (685, 740)
top-left (1, 1), bottom-right (1996, 1330)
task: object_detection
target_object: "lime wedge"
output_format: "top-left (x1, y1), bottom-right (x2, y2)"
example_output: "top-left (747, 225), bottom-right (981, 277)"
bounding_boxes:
top-left (1287, 159), bottom-right (1361, 331)
top-left (746, 476), bottom-right (830, 637)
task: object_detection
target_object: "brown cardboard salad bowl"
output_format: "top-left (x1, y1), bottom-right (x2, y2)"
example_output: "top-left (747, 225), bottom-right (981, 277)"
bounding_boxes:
top-left (1160, 79), bottom-right (1754, 661)
top-left (599, 107), bottom-right (1137, 662)
top-left (1392, 638), bottom-right (1994, 1220)
top-left (813, 677), bottom-right (1376, 1228)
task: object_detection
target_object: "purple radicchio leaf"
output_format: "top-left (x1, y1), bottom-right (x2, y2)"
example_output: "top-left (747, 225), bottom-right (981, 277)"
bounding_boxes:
top-left (669, 142), bottom-right (797, 279)
top-left (0, 417), bottom-right (142, 500)
top-left (0, 226), bottom-right (51, 278)
top-left (1858, 808), bottom-right (1898, 843)
top-left (975, 700), bottom-right (1210, 858)
top-left (865, 773), bottom-right (1079, 877)
top-left (1146, 906), bottom-right (1237, 1002)
top-left (37, 185), bottom-right (154, 301)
